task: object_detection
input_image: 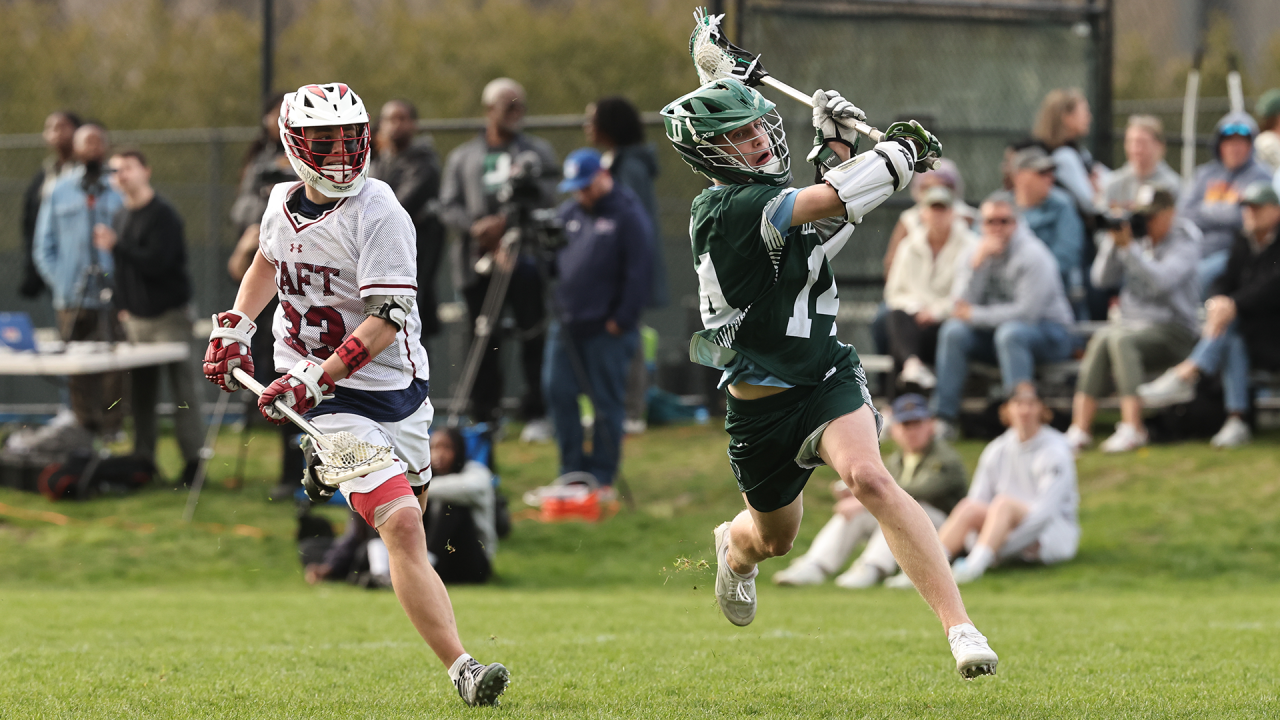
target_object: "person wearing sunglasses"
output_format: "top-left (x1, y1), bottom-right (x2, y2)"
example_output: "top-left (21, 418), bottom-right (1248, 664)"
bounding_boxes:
top-left (1177, 111), bottom-right (1273, 298)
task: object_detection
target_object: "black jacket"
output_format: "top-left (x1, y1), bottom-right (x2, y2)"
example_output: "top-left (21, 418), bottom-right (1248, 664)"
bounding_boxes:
top-left (20, 168), bottom-right (49, 298)
top-left (1209, 227), bottom-right (1280, 370)
top-left (110, 195), bottom-right (193, 318)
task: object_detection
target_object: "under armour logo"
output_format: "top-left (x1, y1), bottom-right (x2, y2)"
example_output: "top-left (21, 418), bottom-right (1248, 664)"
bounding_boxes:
top-left (289, 243), bottom-right (303, 253)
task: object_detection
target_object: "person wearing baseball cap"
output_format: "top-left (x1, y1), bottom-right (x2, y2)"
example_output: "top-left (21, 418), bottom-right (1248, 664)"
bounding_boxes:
top-left (774, 393), bottom-right (968, 589)
top-left (1010, 144), bottom-right (1086, 315)
top-left (1139, 181), bottom-right (1280, 448)
top-left (1065, 185), bottom-right (1202, 454)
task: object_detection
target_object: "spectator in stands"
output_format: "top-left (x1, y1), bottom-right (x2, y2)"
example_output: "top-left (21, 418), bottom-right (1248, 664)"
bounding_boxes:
top-left (1253, 89), bottom-right (1280, 172)
top-left (370, 99), bottom-right (445, 341)
top-left (33, 122), bottom-right (125, 435)
top-left (21, 111), bottom-right (82, 300)
top-left (1034, 88), bottom-right (1100, 213)
top-left (1138, 181), bottom-right (1280, 448)
top-left (772, 394), bottom-right (967, 589)
top-left (226, 92), bottom-right (304, 500)
top-left (440, 78), bottom-right (558, 438)
top-left (93, 149), bottom-right (205, 482)
top-left (1064, 187), bottom-right (1201, 454)
top-left (883, 185), bottom-right (977, 391)
top-left (545, 148), bottom-right (651, 491)
top-left (924, 382), bottom-right (1079, 586)
top-left (423, 427), bottom-right (499, 584)
top-left (586, 96), bottom-right (664, 434)
top-left (1011, 145), bottom-right (1085, 314)
top-left (929, 191), bottom-right (1074, 440)
top-left (1103, 115), bottom-right (1181, 210)
top-left (1179, 111), bottom-right (1274, 297)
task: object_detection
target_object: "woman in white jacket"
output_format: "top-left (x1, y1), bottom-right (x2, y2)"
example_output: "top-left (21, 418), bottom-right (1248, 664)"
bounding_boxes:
top-left (935, 382), bottom-right (1080, 584)
top-left (883, 184), bottom-right (978, 389)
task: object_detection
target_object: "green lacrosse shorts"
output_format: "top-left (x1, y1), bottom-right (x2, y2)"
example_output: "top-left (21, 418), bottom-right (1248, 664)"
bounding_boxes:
top-left (723, 361), bottom-right (881, 513)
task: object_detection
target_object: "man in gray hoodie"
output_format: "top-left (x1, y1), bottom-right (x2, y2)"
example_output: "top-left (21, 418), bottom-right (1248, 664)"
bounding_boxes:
top-left (1065, 187), bottom-right (1202, 454)
top-left (1178, 111), bottom-right (1273, 296)
top-left (929, 192), bottom-right (1075, 438)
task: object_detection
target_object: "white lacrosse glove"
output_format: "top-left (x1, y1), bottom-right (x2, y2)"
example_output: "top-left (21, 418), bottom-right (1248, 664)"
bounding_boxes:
top-left (808, 89), bottom-right (866, 171)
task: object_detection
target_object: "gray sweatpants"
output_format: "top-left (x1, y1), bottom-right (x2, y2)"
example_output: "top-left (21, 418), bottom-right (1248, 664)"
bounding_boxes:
top-left (1076, 321), bottom-right (1197, 398)
top-left (124, 306), bottom-right (205, 464)
top-left (797, 502), bottom-right (949, 576)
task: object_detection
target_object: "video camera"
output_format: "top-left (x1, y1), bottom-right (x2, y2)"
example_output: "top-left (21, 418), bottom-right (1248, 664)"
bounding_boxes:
top-left (497, 151), bottom-right (566, 251)
top-left (1097, 209), bottom-right (1149, 240)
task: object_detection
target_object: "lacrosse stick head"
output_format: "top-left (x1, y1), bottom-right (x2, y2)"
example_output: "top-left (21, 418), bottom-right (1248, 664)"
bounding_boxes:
top-left (690, 7), bottom-right (769, 86)
top-left (308, 431), bottom-right (395, 487)
top-left (661, 78), bottom-right (792, 187)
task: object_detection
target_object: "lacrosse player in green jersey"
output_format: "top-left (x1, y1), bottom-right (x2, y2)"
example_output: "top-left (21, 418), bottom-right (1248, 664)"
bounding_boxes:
top-left (660, 78), bottom-right (997, 678)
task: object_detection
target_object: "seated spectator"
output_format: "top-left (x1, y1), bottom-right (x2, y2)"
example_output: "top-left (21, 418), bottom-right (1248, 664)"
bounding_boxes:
top-left (1034, 88), bottom-right (1100, 213)
top-left (1178, 112), bottom-right (1274, 297)
top-left (1065, 187), bottom-right (1201, 454)
top-left (925, 382), bottom-right (1079, 586)
top-left (1138, 182), bottom-right (1280, 448)
top-left (1102, 115), bottom-right (1181, 210)
top-left (772, 394), bottom-right (967, 589)
top-left (424, 428), bottom-right (499, 584)
top-left (1011, 145), bottom-right (1085, 312)
top-left (1253, 89), bottom-right (1280, 171)
top-left (929, 192), bottom-right (1075, 439)
top-left (883, 185), bottom-right (977, 390)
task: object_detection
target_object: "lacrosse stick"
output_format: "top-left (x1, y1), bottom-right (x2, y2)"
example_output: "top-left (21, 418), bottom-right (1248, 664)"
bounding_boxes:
top-left (689, 8), bottom-right (940, 170)
top-left (229, 367), bottom-right (393, 487)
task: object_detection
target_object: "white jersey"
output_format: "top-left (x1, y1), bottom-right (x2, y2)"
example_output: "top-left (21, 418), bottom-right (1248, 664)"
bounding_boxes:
top-left (258, 178), bottom-right (429, 392)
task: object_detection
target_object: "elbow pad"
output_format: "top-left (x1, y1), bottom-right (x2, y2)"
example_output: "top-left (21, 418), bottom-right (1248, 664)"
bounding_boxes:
top-left (822, 142), bottom-right (916, 224)
top-left (363, 295), bottom-right (415, 331)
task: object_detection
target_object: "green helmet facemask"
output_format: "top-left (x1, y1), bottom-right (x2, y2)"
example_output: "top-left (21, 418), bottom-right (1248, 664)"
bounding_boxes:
top-left (660, 78), bottom-right (791, 187)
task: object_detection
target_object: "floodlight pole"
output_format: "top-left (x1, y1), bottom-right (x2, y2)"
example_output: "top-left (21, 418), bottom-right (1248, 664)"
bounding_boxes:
top-left (261, 0), bottom-right (275, 107)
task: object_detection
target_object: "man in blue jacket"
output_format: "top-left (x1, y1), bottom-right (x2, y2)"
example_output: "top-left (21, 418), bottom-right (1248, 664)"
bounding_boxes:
top-left (545, 148), bottom-right (652, 489)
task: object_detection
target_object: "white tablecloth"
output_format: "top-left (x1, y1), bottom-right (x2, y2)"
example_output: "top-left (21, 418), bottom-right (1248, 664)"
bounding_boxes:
top-left (0, 342), bottom-right (190, 375)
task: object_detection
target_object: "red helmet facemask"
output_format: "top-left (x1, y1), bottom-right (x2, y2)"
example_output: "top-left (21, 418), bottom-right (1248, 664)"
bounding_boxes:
top-left (281, 121), bottom-right (370, 186)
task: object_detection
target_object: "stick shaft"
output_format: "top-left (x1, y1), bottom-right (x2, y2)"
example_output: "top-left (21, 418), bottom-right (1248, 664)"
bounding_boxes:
top-left (760, 76), bottom-right (884, 142)
top-left (230, 366), bottom-right (328, 443)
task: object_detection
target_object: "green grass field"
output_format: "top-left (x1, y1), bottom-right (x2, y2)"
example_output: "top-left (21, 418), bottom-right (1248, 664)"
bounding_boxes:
top-left (1, 422), bottom-right (1278, 718)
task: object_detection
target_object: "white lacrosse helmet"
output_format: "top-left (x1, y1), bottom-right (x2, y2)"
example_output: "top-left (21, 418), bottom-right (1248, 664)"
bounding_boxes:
top-left (278, 82), bottom-right (371, 198)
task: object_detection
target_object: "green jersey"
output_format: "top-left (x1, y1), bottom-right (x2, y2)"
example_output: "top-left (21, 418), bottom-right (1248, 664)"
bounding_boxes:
top-left (688, 184), bottom-right (859, 386)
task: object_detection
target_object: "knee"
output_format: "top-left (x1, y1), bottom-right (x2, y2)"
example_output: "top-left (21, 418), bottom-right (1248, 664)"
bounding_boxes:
top-left (759, 534), bottom-right (795, 558)
top-left (938, 318), bottom-right (969, 347)
top-left (844, 463), bottom-right (897, 504)
top-left (950, 497), bottom-right (987, 524)
top-left (378, 507), bottom-right (426, 549)
top-left (993, 322), bottom-right (1028, 350)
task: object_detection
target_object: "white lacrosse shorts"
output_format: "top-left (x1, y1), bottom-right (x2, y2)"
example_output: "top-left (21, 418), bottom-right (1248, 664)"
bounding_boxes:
top-left (308, 400), bottom-right (435, 499)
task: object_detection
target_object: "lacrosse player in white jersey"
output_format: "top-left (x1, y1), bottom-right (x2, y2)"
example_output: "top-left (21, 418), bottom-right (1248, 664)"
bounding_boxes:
top-left (202, 82), bottom-right (509, 707)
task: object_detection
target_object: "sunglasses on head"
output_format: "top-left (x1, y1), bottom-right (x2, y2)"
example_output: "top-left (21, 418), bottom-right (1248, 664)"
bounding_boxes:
top-left (1220, 123), bottom-right (1253, 138)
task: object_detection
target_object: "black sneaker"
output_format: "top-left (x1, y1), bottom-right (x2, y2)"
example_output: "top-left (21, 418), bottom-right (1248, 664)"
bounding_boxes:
top-left (453, 658), bottom-right (509, 707)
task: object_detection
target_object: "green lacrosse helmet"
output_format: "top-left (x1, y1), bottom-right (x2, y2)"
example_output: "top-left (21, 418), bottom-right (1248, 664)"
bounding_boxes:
top-left (660, 78), bottom-right (791, 187)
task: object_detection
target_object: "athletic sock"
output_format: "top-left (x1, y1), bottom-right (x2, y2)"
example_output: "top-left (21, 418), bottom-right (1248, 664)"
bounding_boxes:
top-left (448, 653), bottom-right (473, 682)
top-left (965, 544), bottom-right (996, 575)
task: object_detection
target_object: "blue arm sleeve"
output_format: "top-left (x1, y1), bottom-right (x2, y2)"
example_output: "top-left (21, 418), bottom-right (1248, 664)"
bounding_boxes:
top-left (765, 188), bottom-right (799, 234)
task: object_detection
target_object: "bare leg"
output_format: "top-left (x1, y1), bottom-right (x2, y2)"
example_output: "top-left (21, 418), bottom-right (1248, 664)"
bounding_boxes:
top-left (936, 498), bottom-right (989, 558)
top-left (726, 493), bottom-right (804, 574)
top-left (972, 496), bottom-right (1029, 553)
top-left (819, 406), bottom-right (970, 631)
top-left (377, 504), bottom-right (467, 668)
top-left (1070, 393), bottom-right (1097, 434)
top-left (1119, 396), bottom-right (1146, 433)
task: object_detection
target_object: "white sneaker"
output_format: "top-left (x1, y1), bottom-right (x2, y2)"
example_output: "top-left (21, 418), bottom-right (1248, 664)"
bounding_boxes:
top-left (1099, 422), bottom-right (1148, 453)
top-left (713, 522), bottom-right (757, 626)
top-left (1137, 369), bottom-right (1196, 408)
top-left (1210, 416), bottom-right (1251, 448)
top-left (950, 557), bottom-right (985, 585)
top-left (519, 418), bottom-right (553, 443)
top-left (1064, 425), bottom-right (1093, 454)
top-left (772, 560), bottom-right (826, 586)
top-left (948, 623), bottom-right (998, 679)
top-left (899, 356), bottom-right (937, 390)
top-left (623, 418), bottom-right (647, 435)
top-left (452, 657), bottom-right (509, 707)
top-left (833, 562), bottom-right (884, 589)
top-left (933, 418), bottom-right (958, 442)
top-left (882, 572), bottom-right (915, 589)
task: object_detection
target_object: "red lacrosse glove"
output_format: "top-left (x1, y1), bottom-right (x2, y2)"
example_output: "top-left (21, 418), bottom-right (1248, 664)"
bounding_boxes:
top-left (204, 310), bottom-right (256, 392)
top-left (258, 359), bottom-right (336, 425)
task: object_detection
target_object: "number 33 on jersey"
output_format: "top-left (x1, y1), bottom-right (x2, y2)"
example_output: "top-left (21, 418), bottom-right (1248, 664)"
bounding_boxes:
top-left (258, 179), bottom-right (429, 391)
top-left (688, 184), bottom-right (858, 386)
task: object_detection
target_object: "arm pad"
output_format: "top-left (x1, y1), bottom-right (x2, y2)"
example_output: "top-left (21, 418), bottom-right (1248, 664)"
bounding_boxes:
top-left (821, 142), bottom-right (916, 224)
top-left (363, 294), bottom-right (415, 331)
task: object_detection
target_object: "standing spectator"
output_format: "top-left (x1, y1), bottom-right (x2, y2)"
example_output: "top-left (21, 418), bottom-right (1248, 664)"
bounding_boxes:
top-left (544, 149), bottom-right (651, 490)
top-left (1139, 182), bottom-right (1280, 448)
top-left (929, 192), bottom-right (1074, 439)
top-left (1253, 89), bottom-right (1280, 171)
top-left (1178, 112), bottom-right (1274, 296)
top-left (21, 111), bottom-right (81, 300)
top-left (440, 78), bottom-right (558, 436)
top-left (1064, 187), bottom-right (1201, 454)
top-left (773, 394), bottom-right (967, 589)
top-left (929, 382), bottom-right (1079, 585)
top-left (1033, 88), bottom-right (1100, 212)
top-left (33, 123), bottom-right (125, 435)
top-left (1010, 145), bottom-right (1085, 314)
top-left (93, 150), bottom-right (205, 483)
top-left (586, 95), bottom-right (663, 434)
top-left (370, 99), bottom-right (446, 340)
top-left (1103, 115), bottom-right (1181, 210)
top-left (882, 185), bottom-right (977, 390)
